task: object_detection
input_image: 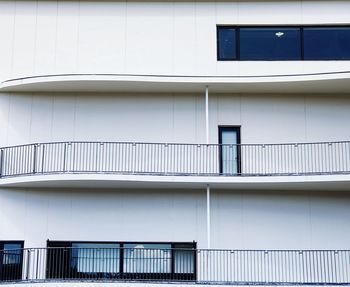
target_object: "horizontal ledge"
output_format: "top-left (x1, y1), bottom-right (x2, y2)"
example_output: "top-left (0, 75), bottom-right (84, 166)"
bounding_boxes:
top-left (1, 173), bottom-right (350, 191)
top-left (1, 281), bottom-right (348, 287)
top-left (2, 72), bottom-right (350, 93)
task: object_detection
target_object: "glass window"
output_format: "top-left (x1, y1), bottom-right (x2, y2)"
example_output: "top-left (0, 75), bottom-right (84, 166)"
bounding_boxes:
top-left (3, 244), bottom-right (22, 265)
top-left (173, 244), bottom-right (195, 274)
top-left (304, 27), bottom-right (350, 60)
top-left (47, 241), bottom-right (196, 281)
top-left (217, 27), bottom-right (237, 60)
top-left (71, 243), bottom-right (120, 274)
top-left (123, 244), bottom-right (172, 274)
top-left (239, 28), bottom-right (301, 60)
top-left (0, 242), bottom-right (23, 281)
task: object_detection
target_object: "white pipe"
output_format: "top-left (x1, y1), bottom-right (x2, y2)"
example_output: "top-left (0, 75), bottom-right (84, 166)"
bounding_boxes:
top-left (206, 184), bottom-right (211, 249)
top-left (205, 86), bottom-right (209, 144)
top-left (205, 86), bottom-right (211, 249)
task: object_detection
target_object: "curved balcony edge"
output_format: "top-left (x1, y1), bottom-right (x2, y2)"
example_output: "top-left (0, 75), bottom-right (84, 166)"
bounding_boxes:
top-left (1, 172), bottom-right (350, 190)
top-left (0, 141), bottom-right (350, 190)
top-left (2, 71), bottom-right (350, 93)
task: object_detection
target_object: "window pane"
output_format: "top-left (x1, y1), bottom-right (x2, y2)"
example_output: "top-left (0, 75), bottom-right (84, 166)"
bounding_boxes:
top-left (71, 243), bottom-right (120, 274)
top-left (304, 27), bottom-right (350, 60)
top-left (221, 129), bottom-right (238, 174)
top-left (240, 28), bottom-right (301, 60)
top-left (217, 27), bottom-right (236, 60)
top-left (3, 244), bottom-right (22, 265)
top-left (173, 244), bottom-right (195, 274)
top-left (123, 244), bottom-right (171, 273)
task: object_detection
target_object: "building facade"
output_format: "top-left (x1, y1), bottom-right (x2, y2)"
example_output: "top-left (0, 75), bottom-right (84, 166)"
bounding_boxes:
top-left (0, 0), bottom-right (350, 285)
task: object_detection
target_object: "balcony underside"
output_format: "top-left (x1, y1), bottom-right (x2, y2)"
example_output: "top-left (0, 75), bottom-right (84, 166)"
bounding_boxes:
top-left (2, 72), bottom-right (350, 93)
top-left (1, 173), bottom-right (350, 191)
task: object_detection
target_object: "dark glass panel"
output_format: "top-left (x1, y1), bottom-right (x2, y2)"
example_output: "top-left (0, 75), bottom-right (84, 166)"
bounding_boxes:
top-left (0, 242), bottom-right (23, 281)
top-left (217, 27), bottom-right (236, 60)
top-left (240, 28), bottom-right (301, 60)
top-left (304, 27), bottom-right (350, 60)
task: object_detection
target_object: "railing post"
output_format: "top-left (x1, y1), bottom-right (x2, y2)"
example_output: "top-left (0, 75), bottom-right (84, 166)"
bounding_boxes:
top-left (63, 143), bottom-right (67, 173)
top-left (32, 145), bottom-right (37, 174)
top-left (26, 249), bottom-right (31, 280)
top-left (0, 149), bottom-right (3, 178)
top-left (41, 145), bottom-right (45, 174)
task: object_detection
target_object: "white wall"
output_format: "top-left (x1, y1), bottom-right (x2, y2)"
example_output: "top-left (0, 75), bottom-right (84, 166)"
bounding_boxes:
top-left (1, 0), bottom-right (350, 81)
top-left (1, 187), bottom-right (350, 250)
top-left (1, 92), bottom-right (350, 147)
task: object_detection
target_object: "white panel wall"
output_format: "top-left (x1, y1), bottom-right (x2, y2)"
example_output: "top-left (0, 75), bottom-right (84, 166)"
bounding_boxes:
top-left (1, 0), bottom-right (350, 81)
top-left (0, 188), bottom-right (207, 249)
top-left (1, 93), bottom-right (350, 147)
top-left (1, 188), bottom-right (350, 250)
top-left (212, 190), bottom-right (350, 250)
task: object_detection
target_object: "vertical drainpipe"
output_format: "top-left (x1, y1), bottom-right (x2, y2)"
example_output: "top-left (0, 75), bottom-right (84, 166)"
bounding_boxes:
top-left (205, 86), bottom-right (211, 249)
top-left (206, 184), bottom-right (211, 249)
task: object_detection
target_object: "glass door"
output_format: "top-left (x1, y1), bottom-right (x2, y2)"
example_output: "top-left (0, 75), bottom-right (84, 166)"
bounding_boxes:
top-left (219, 127), bottom-right (240, 174)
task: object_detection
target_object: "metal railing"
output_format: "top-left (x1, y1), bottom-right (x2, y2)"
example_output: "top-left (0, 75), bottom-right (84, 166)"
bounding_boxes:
top-left (1, 247), bottom-right (350, 284)
top-left (0, 141), bottom-right (349, 178)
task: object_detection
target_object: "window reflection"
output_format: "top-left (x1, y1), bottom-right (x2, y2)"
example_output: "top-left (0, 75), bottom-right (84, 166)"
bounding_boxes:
top-left (71, 243), bottom-right (120, 274)
top-left (304, 27), bottom-right (350, 60)
top-left (3, 244), bottom-right (22, 265)
top-left (123, 244), bottom-right (172, 273)
top-left (239, 28), bottom-right (301, 60)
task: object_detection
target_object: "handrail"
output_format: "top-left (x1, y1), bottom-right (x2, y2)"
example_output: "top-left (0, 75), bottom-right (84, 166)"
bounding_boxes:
top-left (0, 247), bottom-right (349, 284)
top-left (0, 140), bottom-right (349, 178)
top-left (2, 140), bottom-right (350, 150)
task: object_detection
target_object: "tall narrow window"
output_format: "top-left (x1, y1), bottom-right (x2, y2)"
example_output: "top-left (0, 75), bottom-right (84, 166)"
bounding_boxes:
top-left (304, 27), bottom-right (350, 60)
top-left (0, 241), bottom-right (24, 281)
top-left (217, 27), bottom-right (237, 60)
top-left (219, 127), bottom-right (240, 174)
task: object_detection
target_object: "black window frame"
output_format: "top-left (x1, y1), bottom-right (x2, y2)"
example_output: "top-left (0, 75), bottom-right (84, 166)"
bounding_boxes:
top-left (47, 240), bottom-right (197, 281)
top-left (217, 25), bottom-right (350, 61)
top-left (218, 126), bottom-right (241, 175)
top-left (0, 241), bottom-right (24, 281)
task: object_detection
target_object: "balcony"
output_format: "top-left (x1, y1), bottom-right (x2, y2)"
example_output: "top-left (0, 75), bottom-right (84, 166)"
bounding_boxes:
top-left (1, 247), bottom-right (350, 285)
top-left (2, 72), bottom-right (350, 94)
top-left (0, 141), bottom-right (349, 189)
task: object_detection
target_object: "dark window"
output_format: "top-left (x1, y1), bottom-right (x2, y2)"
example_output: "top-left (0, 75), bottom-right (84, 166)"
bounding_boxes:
top-left (0, 241), bottom-right (24, 281)
top-left (47, 241), bottom-right (196, 281)
top-left (304, 27), bottom-right (350, 60)
top-left (217, 27), bottom-right (237, 60)
top-left (217, 26), bottom-right (350, 61)
top-left (219, 126), bottom-right (241, 174)
top-left (239, 28), bottom-right (301, 60)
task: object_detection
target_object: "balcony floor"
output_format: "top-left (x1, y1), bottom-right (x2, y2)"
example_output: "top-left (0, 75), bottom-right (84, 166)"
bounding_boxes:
top-left (1, 281), bottom-right (346, 287)
top-left (1, 173), bottom-right (350, 191)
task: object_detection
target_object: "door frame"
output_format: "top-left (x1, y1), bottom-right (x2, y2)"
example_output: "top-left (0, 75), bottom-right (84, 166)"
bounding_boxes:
top-left (218, 126), bottom-right (241, 174)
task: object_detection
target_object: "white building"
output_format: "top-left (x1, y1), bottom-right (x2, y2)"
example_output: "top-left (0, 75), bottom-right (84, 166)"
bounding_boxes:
top-left (0, 0), bottom-right (350, 286)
